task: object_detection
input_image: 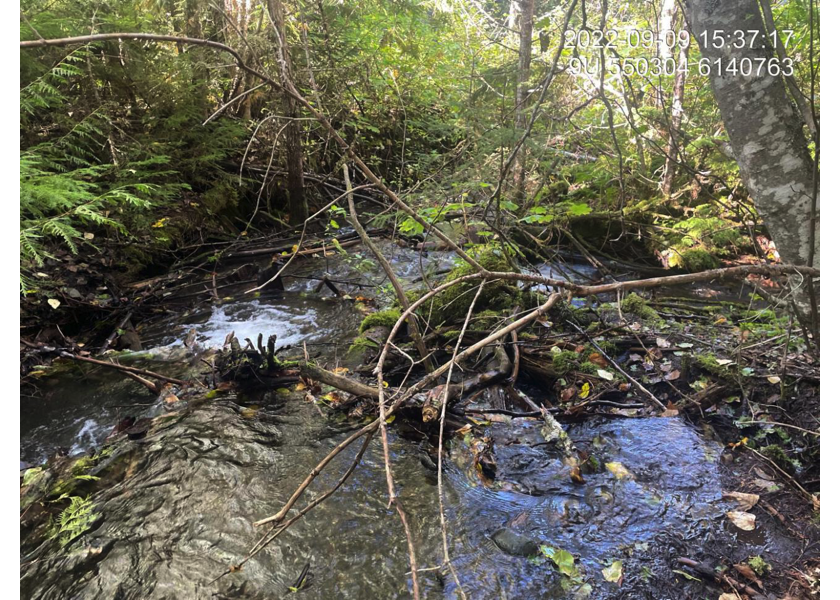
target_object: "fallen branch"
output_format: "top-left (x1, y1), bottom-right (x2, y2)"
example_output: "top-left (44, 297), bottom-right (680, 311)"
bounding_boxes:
top-left (215, 431), bottom-right (375, 581)
top-left (59, 352), bottom-right (191, 386)
top-left (299, 362), bottom-right (379, 398)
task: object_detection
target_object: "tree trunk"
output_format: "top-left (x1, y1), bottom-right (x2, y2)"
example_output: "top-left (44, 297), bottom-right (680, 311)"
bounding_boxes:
top-left (661, 33), bottom-right (688, 197)
top-left (658, 0), bottom-right (678, 61)
top-left (683, 0), bottom-right (818, 276)
top-left (655, 0), bottom-right (678, 111)
top-left (268, 0), bottom-right (308, 227)
top-left (513, 0), bottom-right (534, 201)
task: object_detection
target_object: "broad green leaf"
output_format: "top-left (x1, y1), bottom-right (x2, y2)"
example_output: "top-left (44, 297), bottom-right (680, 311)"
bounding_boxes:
top-left (602, 560), bottom-right (623, 582)
top-left (540, 545), bottom-right (578, 578)
top-left (567, 202), bottom-right (592, 216)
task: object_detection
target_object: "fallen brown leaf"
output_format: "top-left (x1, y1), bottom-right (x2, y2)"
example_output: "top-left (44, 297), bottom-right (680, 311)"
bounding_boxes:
top-left (726, 510), bottom-right (756, 531)
top-left (723, 491), bottom-right (760, 510)
top-left (589, 352), bottom-right (608, 367)
top-left (733, 563), bottom-right (764, 589)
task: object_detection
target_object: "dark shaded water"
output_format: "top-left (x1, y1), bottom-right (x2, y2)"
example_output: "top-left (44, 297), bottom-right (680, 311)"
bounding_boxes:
top-left (21, 384), bottom-right (729, 599)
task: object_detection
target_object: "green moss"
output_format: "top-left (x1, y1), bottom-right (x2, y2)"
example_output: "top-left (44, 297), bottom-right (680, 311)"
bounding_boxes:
top-left (431, 245), bottom-right (521, 326)
top-left (675, 249), bottom-right (720, 272)
top-left (552, 350), bottom-right (580, 376)
top-left (747, 556), bottom-right (771, 576)
top-left (359, 308), bottom-right (402, 334)
top-left (348, 335), bottom-right (380, 353)
top-left (596, 340), bottom-right (617, 355)
top-left (760, 444), bottom-right (798, 472)
top-left (619, 293), bottom-right (661, 322)
top-left (578, 361), bottom-right (600, 375)
top-left (70, 456), bottom-right (96, 476)
top-left (695, 352), bottom-right (736, 380)
top-left (471, 309), bottom-right (503, 331)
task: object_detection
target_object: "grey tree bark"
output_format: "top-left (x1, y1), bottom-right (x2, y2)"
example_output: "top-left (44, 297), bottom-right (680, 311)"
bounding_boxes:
top-left (661, 31), bottom-right (688, 197)
top-left (655, 0), bottom-right (679, 112)
top-left (658, 0), bottom-right (678, 60)
top-left (683, 0), bottom-right (819, 279)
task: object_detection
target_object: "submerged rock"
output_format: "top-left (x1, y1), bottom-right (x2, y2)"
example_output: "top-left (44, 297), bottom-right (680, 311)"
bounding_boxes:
top-left (491, 528), bottom-right (540, 557)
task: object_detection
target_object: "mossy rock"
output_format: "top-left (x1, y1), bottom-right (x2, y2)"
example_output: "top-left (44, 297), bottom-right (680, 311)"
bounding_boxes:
top-left (347, 334), bottom-right (380, 361)
top-left (359, 308), bottom-right (402, 334)
top-left (598, 292), bottom-right (661, 325)
top-left (620, 293), bottom-right (660, 321)
top-left (349, 335), bottom-right (379, 351)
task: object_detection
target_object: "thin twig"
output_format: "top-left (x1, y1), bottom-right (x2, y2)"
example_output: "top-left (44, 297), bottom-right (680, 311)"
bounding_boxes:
top-left (566, 321), bottom-right (666, 411)
top-left (437, 280), bottom-right (485, 599)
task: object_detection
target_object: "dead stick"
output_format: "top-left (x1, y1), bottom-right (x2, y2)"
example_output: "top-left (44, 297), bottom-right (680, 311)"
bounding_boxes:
top-left (243, 185), bottom-right (372, 294)
top-left (98, 311), bottom-right (134, 355)
top-left (219, 432), bottom-right (375, 579)
top-left (344, 162), bottom-right (434, 373)
top-left (120, 370), bottom-right (159, 393)
top-left (509, 306), bottom-right (521, 385)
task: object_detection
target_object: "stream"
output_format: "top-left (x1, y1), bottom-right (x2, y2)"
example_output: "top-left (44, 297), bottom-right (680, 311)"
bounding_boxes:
top-left (20, 243), bottom-right (788, 599)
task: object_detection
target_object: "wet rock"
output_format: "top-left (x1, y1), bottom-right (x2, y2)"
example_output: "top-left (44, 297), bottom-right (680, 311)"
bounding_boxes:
top-left (491, 528), bottom-right (540, 557)
top-left (124, 418), bottom-right (151, 440)
top-left (117, 330), bottom-right (142, 351)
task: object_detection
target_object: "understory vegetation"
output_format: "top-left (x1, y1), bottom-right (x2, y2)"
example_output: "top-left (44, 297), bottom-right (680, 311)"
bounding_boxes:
top-left (20, 0), bottom-right (819, 598)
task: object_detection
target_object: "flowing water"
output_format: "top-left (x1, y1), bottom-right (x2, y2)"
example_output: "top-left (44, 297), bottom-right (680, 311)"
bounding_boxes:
top-left (20, 245), bottom-right (786, 599)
